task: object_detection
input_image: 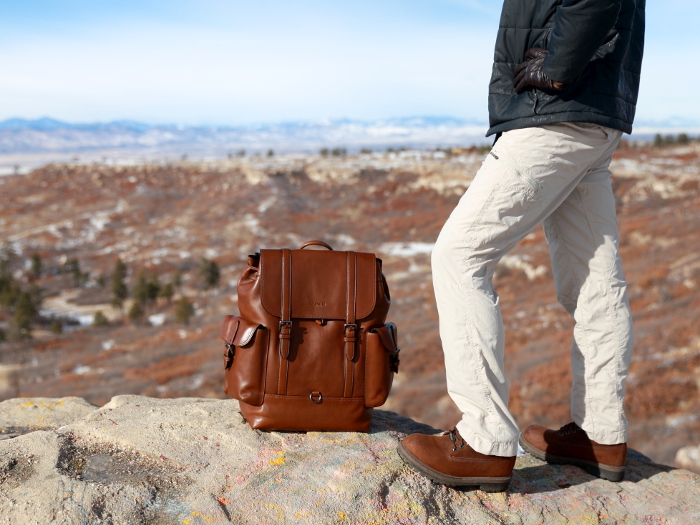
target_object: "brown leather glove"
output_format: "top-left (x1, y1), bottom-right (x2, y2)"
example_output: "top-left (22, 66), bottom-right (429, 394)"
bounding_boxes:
top-left (513, 47), bottom-right (566, 94)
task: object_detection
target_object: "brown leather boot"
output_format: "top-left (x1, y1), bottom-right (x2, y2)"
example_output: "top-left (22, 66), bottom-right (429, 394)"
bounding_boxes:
top-left (519, 422), bottom-right (627, 481)
top-left (397, 428), bottom-right (515, 492)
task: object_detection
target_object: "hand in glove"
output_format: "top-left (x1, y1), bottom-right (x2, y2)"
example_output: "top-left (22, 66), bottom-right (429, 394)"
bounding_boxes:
top-left (513, 47), bottom-right (566, 94)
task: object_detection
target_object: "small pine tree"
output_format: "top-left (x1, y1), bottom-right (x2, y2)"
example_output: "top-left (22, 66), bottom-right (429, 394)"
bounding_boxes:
top-left (0, 272), bottom-right (20, 310)
top-left (128, 301), bottom-right (145, 323)
top-left (30, 253), bottom-right (43, 279)
top-left (27, 283), bottom-right (43, 313)
top-left (65, 258), bottom-right (89, 288)
top-left (174, 296), bottom-right (195, 325)
top-left (9, 291), bottom-right (37, 340)
top-left (65, 258), bottom-right (80, 286)
top-left (0, 241), bottom-right (16, 275)
top-left (159, 281), bottom-right (175, 304)
top-left (677, 133), bottom-right (690, 145)
top-left (146, 273), bottom-right (160, 306)
top-left (198, 258), bottom-right (220, 289)
top-left (331, 147), bottom-right (347, 157)
top-left (267, 149), bottom-right (274, 157)
top-left (93, 310), bottom-right (109, 327)
top-left (111, 258), bottom-right (129, 310)
top-left (132, 271), bottom-right (149, 307)
top-left (653, 133), bottom-right (664, 148)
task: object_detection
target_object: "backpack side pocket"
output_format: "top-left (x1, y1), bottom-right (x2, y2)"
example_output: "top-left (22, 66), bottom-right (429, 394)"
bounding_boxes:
top-left (364, 322), bottom-right (400, 408)
top-left (221, 315), bottom-right (268, 406)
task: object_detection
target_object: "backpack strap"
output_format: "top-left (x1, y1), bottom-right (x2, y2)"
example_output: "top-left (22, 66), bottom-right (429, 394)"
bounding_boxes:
top-left (278, 248), bottom-right (292, 394)
top-left (344, 251), bottom-right (358, 397)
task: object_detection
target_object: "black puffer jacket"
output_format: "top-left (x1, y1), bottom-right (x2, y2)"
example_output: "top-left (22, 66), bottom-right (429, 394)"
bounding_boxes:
top-left (487, 0), bottom-right (645, 137)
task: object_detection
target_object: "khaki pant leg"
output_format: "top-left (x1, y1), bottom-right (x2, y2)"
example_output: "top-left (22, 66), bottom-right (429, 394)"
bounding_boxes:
top-left (432, 123), bottom-right (627, 456)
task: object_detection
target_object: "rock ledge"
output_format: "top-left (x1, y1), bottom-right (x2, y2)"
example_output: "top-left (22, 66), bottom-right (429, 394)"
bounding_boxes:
top-left (1, 396), bottom-right (699, 524)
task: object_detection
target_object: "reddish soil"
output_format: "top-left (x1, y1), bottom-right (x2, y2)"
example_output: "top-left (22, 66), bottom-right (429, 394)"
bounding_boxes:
top-left (1, 144), bottom-right (698, 466)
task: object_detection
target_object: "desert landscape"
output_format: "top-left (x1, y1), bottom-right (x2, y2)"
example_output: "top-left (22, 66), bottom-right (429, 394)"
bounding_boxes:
top-left (1, 140), bottom-right (698, 468)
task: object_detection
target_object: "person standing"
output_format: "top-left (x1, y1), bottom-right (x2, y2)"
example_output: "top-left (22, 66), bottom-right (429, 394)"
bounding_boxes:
top-left (398, 0), bottom-right (645, 492)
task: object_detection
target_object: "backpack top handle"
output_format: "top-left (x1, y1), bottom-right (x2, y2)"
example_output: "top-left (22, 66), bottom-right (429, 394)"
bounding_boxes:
top-left (299, 240), bottom-right (334, 251)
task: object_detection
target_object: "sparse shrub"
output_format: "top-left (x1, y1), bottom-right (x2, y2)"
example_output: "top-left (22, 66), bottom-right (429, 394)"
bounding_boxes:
top-left (159, 282), bottom-right (175, 304)
top-left (267, 149), bottom-right (274, 157)
top-left (360, 148), bottom-right (372, 155)
top-left (9, 291), bottom-right (37, 340)
top-left (65, 258), bottom-right (89, 288)
top-left (128, 301), bottom-right (145, 322)
top-left (0, 241), bottom-right (17, 275)
top-left (331, 147), bottom-right (347, 157)
top-left (93, 311), bottom-right (109, 327)
top-left (236, 149), bottom-right (246, 158)
top-left (50, 321), bottom-right (63, 334)
top-left (677, 133), bottom-right (690, 145)
top-left (198, 258), bottom-right (220, 289)
top-left (174, 296), bottom-right (195, 325)
top-left (0, 272), bottom-right (21, 310)
top-left (132, 271), bottom-right (149, 307)
top-left (653, 133), bottom-right (665, 148)
top-left (320, 148), bottom-right (329, 157)
top-left (173, 270), bottom-right (183, 290)
top-left (30, 253), bottom-right (43, 279)
top-left (27, 283), bottom-right (43, 313)
top-left (111, 258), bottom-right (128, 310)
top-left (147, 273), bottom-right (161, 305)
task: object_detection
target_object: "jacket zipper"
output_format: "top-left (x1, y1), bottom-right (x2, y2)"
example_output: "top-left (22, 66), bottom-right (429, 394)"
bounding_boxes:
top-left (533, 90), bottom-right (539, 114)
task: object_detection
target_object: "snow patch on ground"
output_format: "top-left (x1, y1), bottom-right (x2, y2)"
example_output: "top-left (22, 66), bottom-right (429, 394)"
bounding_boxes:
top-left (380, 242), bottom-right (434, 257)
top-left (148, 313), bottom-right (166, 326)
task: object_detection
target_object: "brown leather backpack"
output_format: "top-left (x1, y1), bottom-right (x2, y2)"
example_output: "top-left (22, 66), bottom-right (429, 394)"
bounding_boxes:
top-left (220, 241), bottom-right (399, 432)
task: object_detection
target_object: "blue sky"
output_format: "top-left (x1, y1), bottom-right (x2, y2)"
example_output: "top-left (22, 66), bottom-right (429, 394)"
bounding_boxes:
top-left (1, 0), bottom-right (698, 126)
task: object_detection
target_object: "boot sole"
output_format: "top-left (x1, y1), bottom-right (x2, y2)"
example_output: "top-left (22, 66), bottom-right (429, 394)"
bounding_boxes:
top-left (519, 436), bottom-right (625, 482)
top-left (397, 441), bottom-right (511, 492)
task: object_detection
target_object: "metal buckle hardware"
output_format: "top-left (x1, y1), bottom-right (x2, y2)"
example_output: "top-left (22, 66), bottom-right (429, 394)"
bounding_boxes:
top-left (343, 323), bottom-right (357, 339)
top-left (279, 320), bottom-right (292, 335)
top-left (309, 392), bottom-right (323, 404)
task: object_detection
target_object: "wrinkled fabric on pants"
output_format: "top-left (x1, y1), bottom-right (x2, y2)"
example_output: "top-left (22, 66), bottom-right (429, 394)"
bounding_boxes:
top-left (431, 122), bottom-right (634, 457)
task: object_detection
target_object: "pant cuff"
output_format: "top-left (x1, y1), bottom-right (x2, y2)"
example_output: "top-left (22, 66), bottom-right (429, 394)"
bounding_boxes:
top-left (456, 420), bottom-right (519, 457)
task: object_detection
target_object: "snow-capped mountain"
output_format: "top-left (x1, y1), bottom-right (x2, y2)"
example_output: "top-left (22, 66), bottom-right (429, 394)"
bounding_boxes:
top-left (0, 117), bottom-right (491, 155)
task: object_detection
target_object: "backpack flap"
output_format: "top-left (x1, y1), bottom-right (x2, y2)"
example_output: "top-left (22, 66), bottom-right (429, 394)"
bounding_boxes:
top-left (259, 249), bottom-right (378, 321)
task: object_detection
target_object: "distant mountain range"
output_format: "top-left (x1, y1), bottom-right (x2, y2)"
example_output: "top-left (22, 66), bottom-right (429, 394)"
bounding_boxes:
top-left (0, 117), bottom-right (491, 156)
top-left (1, 116), bottom-right (698, 156)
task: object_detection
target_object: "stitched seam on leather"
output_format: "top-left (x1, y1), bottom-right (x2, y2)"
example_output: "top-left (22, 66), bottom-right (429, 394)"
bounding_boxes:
top-left (263, 394), bottom-right (364, 401)
top-left (260, 328), bottom-right (269, 403)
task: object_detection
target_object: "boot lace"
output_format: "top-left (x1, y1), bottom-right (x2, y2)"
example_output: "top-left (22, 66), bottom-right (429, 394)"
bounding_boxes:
top-left (448, 428), bottom-right (466, 452)
top-left (558, 422), bottom-right (581, 436)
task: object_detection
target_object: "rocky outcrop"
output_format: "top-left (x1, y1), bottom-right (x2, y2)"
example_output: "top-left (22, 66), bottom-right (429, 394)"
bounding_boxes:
top-left (1, 396), bottom-right (699, 524)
